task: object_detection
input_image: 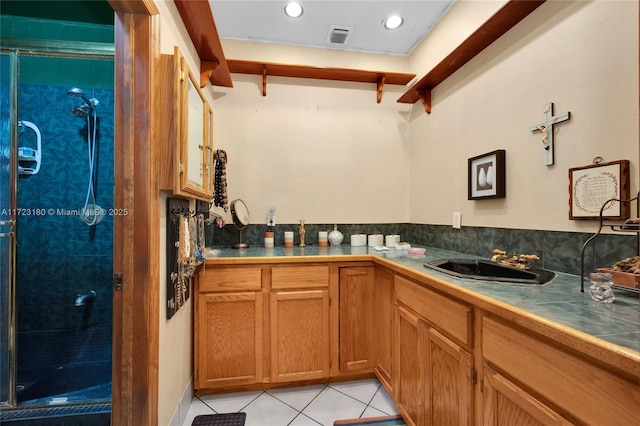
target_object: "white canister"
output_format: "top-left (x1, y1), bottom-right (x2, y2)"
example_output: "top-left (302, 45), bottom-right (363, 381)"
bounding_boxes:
top-left (264, 237), bottom-right (274, 248)
top-left (284, 231), bottom-right (294, 248)
top-left (318, 231), bottom-right (328, 247)
top-left (385, 234), bottom-right (400, 247)
top-left (368, 234), bottom-right (384, 247)
top-left (350, 234), bottom-right (367, 247)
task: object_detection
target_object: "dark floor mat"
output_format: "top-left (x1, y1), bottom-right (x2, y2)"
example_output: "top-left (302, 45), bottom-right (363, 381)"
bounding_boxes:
top-left (192, 412), bottom-right (246, 426)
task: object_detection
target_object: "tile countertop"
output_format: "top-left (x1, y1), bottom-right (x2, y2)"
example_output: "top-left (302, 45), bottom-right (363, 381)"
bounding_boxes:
top-left (204, 245), bottom-right (640, 356)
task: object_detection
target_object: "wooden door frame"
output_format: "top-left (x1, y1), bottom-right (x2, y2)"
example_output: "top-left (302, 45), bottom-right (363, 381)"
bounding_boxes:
top-left (109, 1), bottom-right (159, 424)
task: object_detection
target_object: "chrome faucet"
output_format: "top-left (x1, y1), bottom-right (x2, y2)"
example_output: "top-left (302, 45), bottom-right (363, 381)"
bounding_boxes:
top-left (75, 290), bottom-right (97, 307)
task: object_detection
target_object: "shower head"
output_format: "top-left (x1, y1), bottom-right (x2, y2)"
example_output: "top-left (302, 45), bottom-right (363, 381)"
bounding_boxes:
top-left (72, 104), bottom-right (90, 119)
top-left (68, 87), bottom-right (99, 118)
top-left (67, 87), bottom-right (93, 106)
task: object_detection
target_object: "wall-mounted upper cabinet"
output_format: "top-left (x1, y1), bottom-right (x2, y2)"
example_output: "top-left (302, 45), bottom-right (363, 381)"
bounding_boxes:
top-left (158, 46), bottom-right (214, 202)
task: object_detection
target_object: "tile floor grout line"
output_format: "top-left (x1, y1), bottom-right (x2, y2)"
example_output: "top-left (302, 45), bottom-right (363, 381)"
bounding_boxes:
top-left (195, 394), bottom-right (219, 415)
top-left (238, 390), bottom-right (267, 414)
top-left (363, 383), bottom-right (390, 416)
top-left (327, 382), bottom-right (381, 407)
top-left (287, 411), bottom-right (324, 426)
top-left (268, 384), bottom-right (327, 414)
top-left (278, 384), bottom-right (328, 426)
top-left (366, 383), bottom-right (382, 406)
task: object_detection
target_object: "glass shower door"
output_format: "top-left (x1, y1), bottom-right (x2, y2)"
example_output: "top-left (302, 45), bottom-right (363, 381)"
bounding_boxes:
top-left (0, 51), bottom-right (17, 407)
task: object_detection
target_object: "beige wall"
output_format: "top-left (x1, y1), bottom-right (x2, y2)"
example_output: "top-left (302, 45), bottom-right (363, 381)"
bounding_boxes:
top-left (212, 40), bottom-right (413, 225)
top-left (213, 1), bottom-right (638, 230)
top-left (408, 0), bottom-right (638, 232)
top-left (155, 1), bottom-right (217, 425)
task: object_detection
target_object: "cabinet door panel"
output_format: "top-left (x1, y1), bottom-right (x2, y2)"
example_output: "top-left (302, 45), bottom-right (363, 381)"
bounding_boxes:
top-left (426, 328), bottom-right (473, 426)
top-left (196, 292), bottom-right (263, 389)
top-left (395, 305), bottom-right (422, 426)
top-left (483, 366), bottom-right (573, 426)
top-left (374, 267), bottom-right (394, 393)
top-left (339, 267), bottom-right (375, 372)
top-left (270, 290), bottom-right (330, 382)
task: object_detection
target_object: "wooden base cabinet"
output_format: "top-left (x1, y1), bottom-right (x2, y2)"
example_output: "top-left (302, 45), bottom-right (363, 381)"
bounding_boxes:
top-left (338, 266), bottom-right (375, 373)
top-left (195, 291), bottom-right (263, 389)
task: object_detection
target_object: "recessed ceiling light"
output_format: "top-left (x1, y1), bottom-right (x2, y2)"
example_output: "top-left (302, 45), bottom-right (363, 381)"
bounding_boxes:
top-left (383, 15), bottom-right (404, 30)
top-left (284, 2), bottom-right (303, 18)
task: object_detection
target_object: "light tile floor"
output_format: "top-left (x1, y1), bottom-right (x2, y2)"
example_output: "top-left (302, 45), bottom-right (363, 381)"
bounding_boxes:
top-left (182, 379), bottom-right (400, 426)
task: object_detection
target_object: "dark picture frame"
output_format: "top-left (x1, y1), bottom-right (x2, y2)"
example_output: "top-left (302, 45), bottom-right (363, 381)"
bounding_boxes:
top-left (568, 159), bottom-right (630, 220)
top-left (468, 150), bottom-right (506, 200)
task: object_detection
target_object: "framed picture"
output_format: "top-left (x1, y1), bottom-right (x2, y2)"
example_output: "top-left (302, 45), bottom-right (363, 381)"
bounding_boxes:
top-left (569, 160), bottom-right (630, 220)
top-left (468, 150), bottom-right (506, 200)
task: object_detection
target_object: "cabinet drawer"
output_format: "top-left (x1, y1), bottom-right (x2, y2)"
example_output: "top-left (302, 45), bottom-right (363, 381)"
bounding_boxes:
top-left (271, 265), bottom-right (330, 289)
top-left (199, 266), bottom-right (262, 292)
top-left (395, 275), bottom-right (472, 346)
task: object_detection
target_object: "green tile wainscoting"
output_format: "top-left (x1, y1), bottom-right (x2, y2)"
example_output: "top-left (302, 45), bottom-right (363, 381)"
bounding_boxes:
top-left (205, 223), bottom-right (637, 277)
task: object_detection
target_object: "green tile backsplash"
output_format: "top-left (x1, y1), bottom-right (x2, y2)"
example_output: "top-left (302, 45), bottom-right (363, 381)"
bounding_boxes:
top-left (206, 222), bottom-right (637, 276)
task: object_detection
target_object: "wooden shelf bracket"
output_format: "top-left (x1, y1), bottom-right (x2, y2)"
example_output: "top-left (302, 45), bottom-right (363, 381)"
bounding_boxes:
top-left (417, 89), bottom-right (431, 114)
top-left (376, 75), bottom-right (386, 104)
top-left (200, 60), bottom-right (219, 88)
top-left (262, 65), bottom-right (267, 96)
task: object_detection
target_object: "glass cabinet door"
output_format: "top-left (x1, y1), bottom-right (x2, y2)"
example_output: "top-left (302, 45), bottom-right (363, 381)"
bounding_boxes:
top-left (177, 49), bottom-right (213, 200)
top-left (184, 72), bottom-right (205, 189)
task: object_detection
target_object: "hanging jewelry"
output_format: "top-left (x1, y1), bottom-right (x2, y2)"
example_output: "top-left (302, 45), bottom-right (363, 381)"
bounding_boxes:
top-left (213, 149), bottom-right (229, 211)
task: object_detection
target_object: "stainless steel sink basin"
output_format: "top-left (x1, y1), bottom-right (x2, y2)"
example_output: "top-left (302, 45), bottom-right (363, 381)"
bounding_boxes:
top-left (424, 258), bottom-right (555, 285)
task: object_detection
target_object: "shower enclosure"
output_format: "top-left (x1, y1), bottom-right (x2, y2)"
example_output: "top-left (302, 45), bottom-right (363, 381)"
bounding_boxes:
top-left (1, 28), bottom-right (114, 422)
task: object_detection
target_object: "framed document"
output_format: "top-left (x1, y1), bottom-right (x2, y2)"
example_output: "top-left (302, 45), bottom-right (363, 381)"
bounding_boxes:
top-left (569, 160), bottom-right (630, 220)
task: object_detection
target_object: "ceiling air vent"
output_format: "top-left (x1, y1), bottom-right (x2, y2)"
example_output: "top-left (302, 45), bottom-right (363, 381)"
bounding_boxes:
top-left (327, 26), bottom-right (353, 45)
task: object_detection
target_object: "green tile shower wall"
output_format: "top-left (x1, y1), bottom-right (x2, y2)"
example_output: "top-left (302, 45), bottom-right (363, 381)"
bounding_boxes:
top-left (15, 83), bottom-right (114, 332)
top-left (206, 223), bottom-right (637, 276)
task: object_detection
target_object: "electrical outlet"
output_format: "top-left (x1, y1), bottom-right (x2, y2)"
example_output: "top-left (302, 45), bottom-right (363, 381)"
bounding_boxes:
top-left (453, 212), bottom-right (461, 229)
top-left (267, 207), bottom-right (277, 227)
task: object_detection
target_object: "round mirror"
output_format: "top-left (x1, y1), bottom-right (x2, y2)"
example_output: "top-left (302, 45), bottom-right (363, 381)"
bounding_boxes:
top-left (230, 199), bottom-right (249, 249)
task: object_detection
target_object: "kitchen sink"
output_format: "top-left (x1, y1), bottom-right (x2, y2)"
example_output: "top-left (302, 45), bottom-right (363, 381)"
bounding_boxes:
top-left (424, 258), bottom-right (555, 285)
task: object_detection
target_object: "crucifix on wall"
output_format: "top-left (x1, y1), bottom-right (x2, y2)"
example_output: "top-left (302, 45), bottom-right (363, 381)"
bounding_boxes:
top-left (528, 102), bottom-right (571, 166)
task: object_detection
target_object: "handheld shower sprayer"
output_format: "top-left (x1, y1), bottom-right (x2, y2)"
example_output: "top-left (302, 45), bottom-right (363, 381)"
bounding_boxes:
top-left (67, 87), bottom-right (93, 105)
top-left (67, 87), bottom-right (103, 226)
top-left (67, 87), bottom-right (99, 118)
